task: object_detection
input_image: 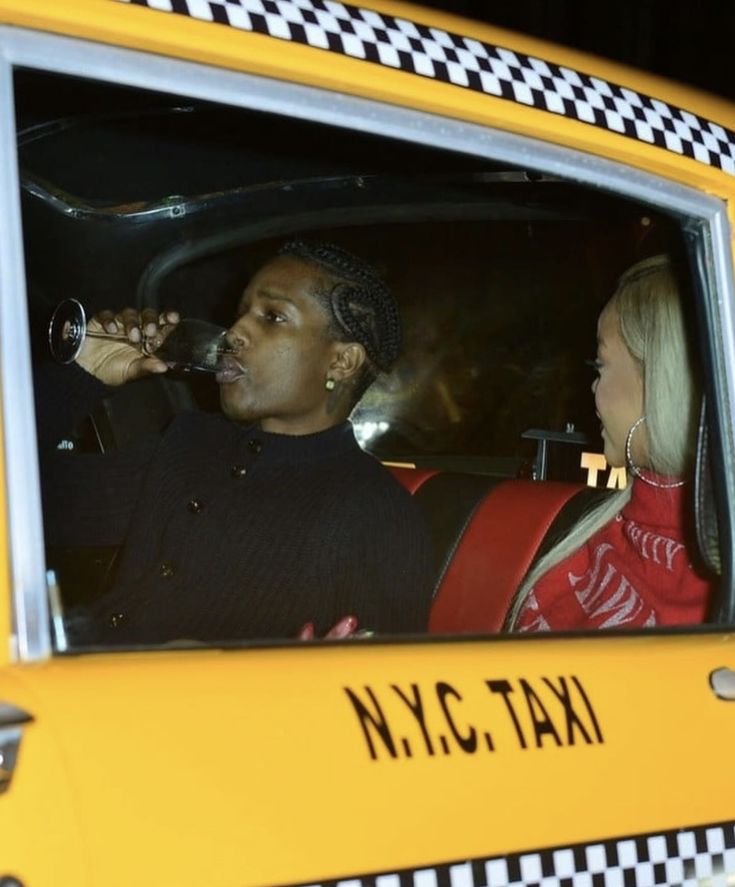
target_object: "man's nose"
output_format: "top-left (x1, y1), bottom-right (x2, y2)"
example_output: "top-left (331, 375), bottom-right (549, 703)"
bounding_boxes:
top-left (226, 319), bottom-right (251, 352)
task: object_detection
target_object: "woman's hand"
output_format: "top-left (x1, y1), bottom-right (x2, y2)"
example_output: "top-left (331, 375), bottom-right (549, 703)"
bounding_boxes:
top-left (297, 615), bottom-right (358, 640)
top-left (76, 308), bottom-right (180, 387)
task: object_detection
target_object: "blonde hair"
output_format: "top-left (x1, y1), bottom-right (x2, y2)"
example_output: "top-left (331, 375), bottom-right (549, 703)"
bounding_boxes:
top-left (505, 254), bottom-right (700, 630)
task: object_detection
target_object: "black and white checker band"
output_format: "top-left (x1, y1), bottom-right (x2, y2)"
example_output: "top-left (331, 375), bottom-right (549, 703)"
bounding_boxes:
top-left (114, 0), bottom-right (735, 176)
top-left (295, 820), bottom-right (735, 887)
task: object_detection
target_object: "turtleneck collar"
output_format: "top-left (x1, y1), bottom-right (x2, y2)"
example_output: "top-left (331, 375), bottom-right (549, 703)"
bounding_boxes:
top-left (623, 473), bottom-right (688, 531)
top-left (237, 420), bottom-right (358, 466)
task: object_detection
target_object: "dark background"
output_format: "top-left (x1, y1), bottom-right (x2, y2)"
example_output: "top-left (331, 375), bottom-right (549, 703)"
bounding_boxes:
top-left (418, 1), bottom-right (734, 103)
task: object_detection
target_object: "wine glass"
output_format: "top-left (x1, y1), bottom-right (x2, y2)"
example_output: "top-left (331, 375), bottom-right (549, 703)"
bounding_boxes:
top-left (48, 298), bottom-right (236, 374)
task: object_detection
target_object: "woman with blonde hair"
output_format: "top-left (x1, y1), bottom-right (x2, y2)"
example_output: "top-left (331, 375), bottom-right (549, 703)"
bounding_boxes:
top-left (508, 254), bottom-right (712, 631)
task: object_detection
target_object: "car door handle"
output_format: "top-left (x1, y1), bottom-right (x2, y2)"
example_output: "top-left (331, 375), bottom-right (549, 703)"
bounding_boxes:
top-left (0, 703), bottom-right (33, 795)
top-left (710, 667), bottom-right (735, 700)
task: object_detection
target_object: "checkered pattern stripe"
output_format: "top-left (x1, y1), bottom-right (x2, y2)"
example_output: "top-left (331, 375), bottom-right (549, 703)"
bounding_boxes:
top-left (296, 821), bottom-right (735, 887)
top-left (115, 0), bottom-right (735, 176)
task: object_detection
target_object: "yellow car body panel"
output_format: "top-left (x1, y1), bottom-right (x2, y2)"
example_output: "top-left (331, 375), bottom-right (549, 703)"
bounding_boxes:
top-left (3, 632), bottom-right (734, 886)
top-left (0, 671), bottom-right (85, 885)
top-left (0, 0), bottom-right (734, 207)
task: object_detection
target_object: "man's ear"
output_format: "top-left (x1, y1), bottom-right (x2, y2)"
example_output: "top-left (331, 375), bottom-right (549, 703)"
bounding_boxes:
top-left (329, 342), bottom-right (367, 382)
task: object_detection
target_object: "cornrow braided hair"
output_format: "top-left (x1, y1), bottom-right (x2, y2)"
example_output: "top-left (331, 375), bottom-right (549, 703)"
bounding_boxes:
top-left (278, 240), bottom-right (402, 373)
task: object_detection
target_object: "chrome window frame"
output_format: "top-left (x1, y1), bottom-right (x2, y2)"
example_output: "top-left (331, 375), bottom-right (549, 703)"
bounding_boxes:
top-left (0, 25), bottom-right (733, 661)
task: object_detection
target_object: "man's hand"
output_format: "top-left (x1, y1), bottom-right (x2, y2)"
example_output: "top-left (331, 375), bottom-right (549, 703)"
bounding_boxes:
top-left (76, 308), bottom-right (180, 386)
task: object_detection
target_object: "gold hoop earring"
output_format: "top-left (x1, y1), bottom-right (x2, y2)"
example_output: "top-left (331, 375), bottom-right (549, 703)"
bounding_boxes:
top-left (625, 416), bottom-right (685, 489)
top-left (325, 378), bottom-right (336, 391)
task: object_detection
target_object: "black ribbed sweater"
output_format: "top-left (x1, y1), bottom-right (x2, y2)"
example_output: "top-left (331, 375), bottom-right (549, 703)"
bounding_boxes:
top-left (37, 363), bottom-right (434, 645)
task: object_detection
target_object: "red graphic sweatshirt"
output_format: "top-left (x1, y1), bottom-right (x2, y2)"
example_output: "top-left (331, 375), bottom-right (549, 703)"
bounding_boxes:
top-left (516, 477), bottom-right (712, 631)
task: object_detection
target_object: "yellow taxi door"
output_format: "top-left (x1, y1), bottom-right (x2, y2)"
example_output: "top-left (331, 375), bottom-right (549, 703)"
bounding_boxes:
top-left (2, 637), bottom-right (735, 887)
top-left (0, 673), bottom-right (86, 884)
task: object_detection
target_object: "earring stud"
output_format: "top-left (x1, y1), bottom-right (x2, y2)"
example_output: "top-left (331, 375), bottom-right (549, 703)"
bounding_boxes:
top-left (325, 378), bottom-right (336, 391)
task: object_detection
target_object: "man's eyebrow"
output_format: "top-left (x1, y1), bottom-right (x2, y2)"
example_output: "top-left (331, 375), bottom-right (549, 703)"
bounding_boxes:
top-left (255, 288), bottom-right (298, 306)
top-left (239, 288), bottom-right (298, 309)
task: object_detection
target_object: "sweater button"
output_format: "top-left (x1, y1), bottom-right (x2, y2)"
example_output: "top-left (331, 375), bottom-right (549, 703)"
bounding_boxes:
top-left (159, 562), bottom-right (175, 578)
top-left (247, 438), bottom-right (262, 454)
top-left (230, 464), bottom-right (247, 478)
top-left (187, 498), bottom-right (203, 513)
top-left (108, 612), bottom-right (127, 629)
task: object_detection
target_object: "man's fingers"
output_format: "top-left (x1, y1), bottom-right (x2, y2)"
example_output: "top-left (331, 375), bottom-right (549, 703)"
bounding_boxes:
top-left (136, 356), bottom-right (169, 377)
top-left (157, 310), bottom-right (181, 346)
top-left (118, 307), bottom-right (143, 343)
top-left (140, 308), bottom-right (161, 338)
top-left (94, 309), bottom-right (118, 334)
top-left (77, 309), bottom-right (172, 385)
top-left (90, 307), bottom-right (179, 341)
top-left (160, 310), bottom-right (180, 326)
top-left (117, 354), bottom-right (169, 385)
